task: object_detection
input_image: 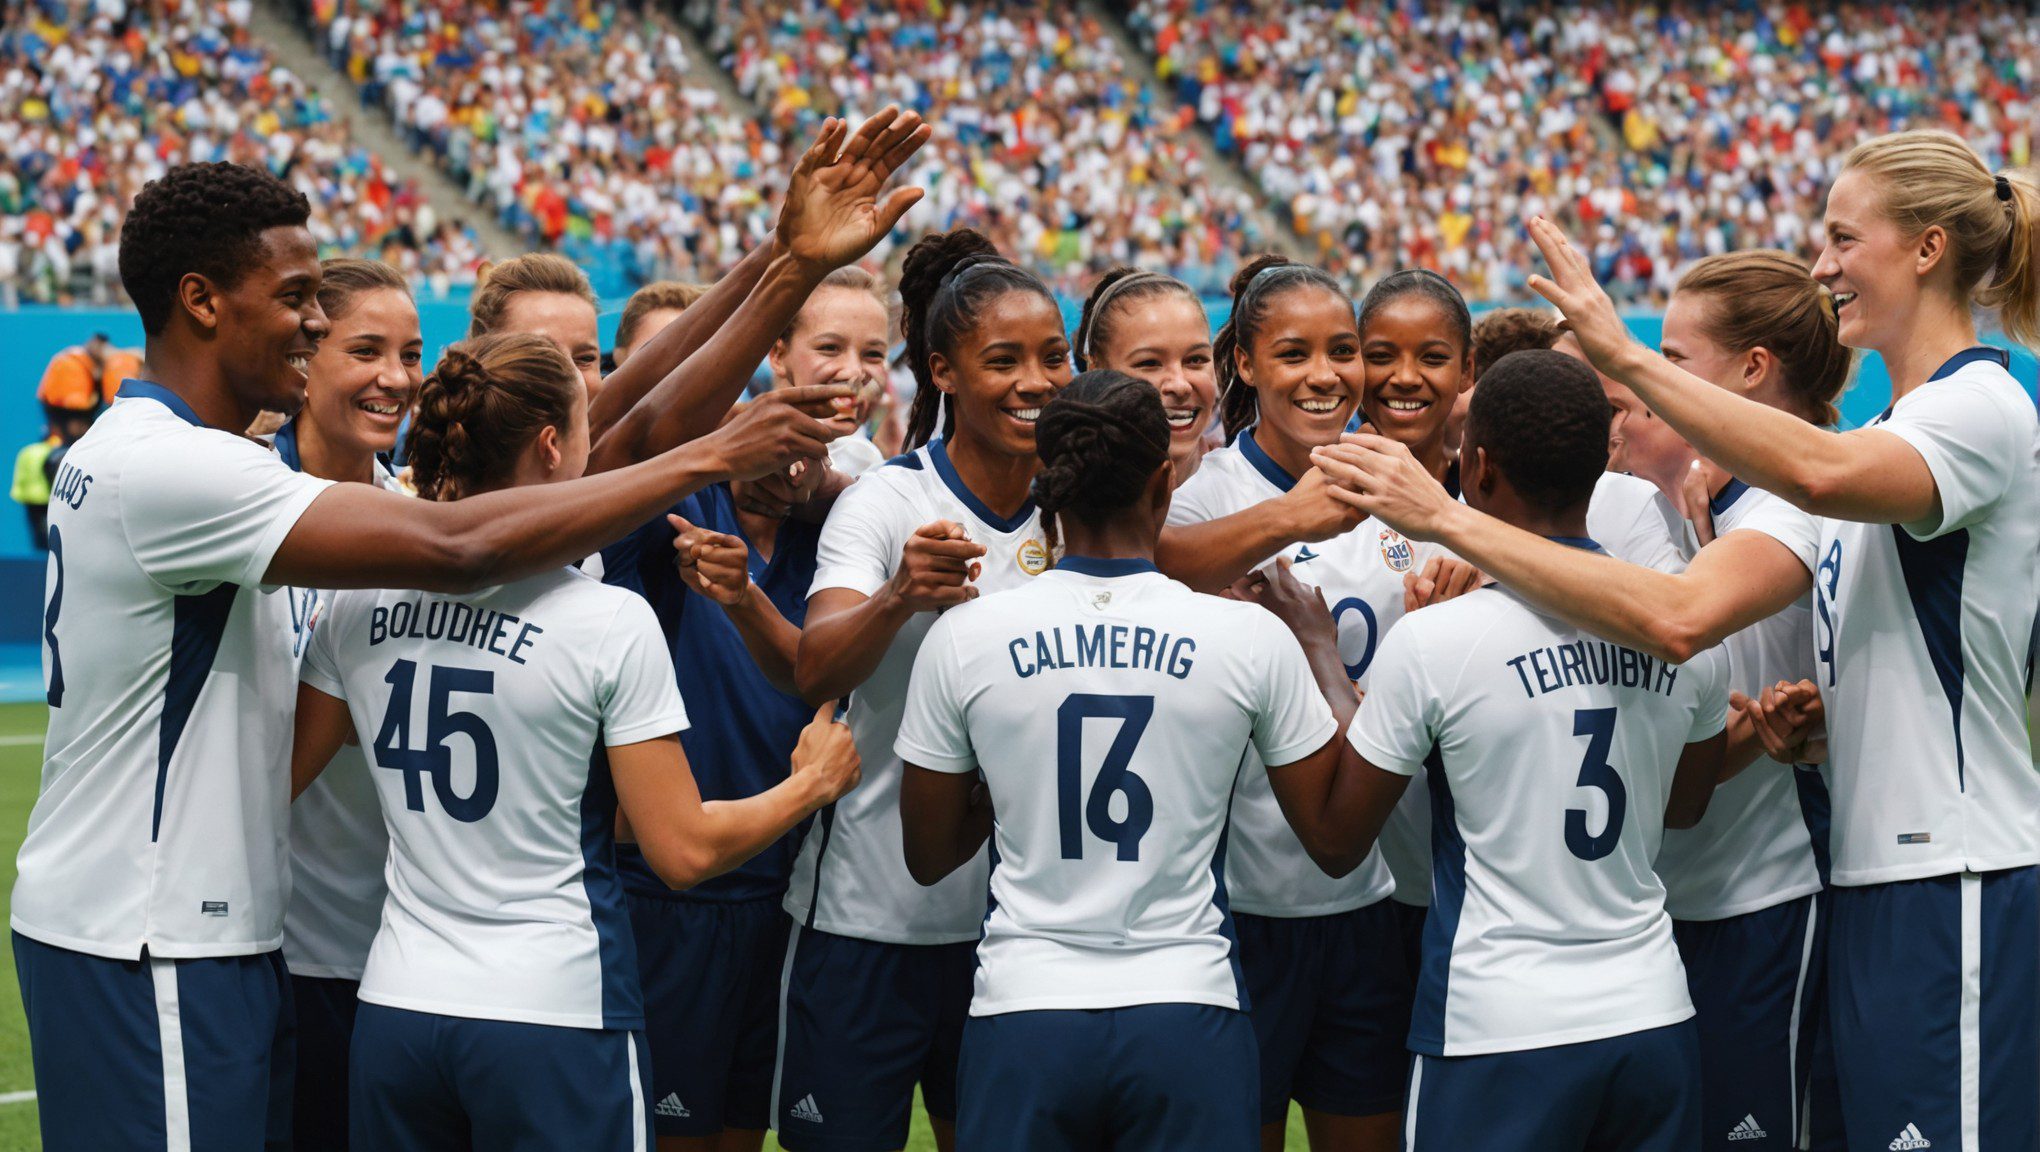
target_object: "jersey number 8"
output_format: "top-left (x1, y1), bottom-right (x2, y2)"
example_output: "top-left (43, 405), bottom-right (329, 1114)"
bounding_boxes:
top-left (373, 659), bottom-right (500, 823)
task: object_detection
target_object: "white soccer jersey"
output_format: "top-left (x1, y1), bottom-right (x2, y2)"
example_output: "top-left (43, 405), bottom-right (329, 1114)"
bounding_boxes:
top-left (283, 454), bottom-right (405, 980)
top-left (1349, 565), bottom-right (1730, 1056)
top-left (1655, 480), bottom-right (1826, 921)
top-left (300, 566), bottom-right (687, 1029)
top-left (1164, 429), bottom-right (1398, 915)
top-left (895, 558), bottom-right (1337, 1014)
top-left (12, 383), bottom-right (332, 960)
top-left (828, 430), bottom-right (885, 477)
top-left (1587, 471), bottom-right (1687, 575)
top-left (788, 441), bottom-right (1052, 944)
top-left (1815, 348), bottom-right (2040, 885)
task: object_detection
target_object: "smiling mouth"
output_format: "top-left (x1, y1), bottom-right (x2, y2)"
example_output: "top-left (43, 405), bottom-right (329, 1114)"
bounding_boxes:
top-left (1379, 398), bottom-right (1430, 414)
top-left (1165, 406), bottom-right (1202, 430)
top-left (358, 399), bottom-right (404, 418)
top-left (1831, 292), bottom-right (1857, 313)
top-left (1003, 406), bottom-right (1042, 425)
top-left (1295, 397), bottom-right (1345, 415)
top-left (286, 354), bottom-right (311, 379)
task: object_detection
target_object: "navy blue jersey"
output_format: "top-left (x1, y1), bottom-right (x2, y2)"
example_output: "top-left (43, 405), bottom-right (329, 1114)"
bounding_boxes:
top-left (601, 482), bottom-right (822, 903)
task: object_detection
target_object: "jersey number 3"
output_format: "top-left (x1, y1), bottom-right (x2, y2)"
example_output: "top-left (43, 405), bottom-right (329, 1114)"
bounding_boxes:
top-left (1565, 707), bottom-right (1626, 861)
top-left (1057, 694), bottom-right (1155, 862)
top-left (374, 659), bottom-right (500, 822)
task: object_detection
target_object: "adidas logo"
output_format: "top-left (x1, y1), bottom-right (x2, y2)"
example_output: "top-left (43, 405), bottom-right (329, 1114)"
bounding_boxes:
top-left (790, 1094), bottom-right (824, 1124)
top-left (1890, 1123), bottom-right (1931, 1150)
top-left (1727, 1114), bottom-right (1767, 1141)
top-left (654, 1094), bottom-right (691, 1119)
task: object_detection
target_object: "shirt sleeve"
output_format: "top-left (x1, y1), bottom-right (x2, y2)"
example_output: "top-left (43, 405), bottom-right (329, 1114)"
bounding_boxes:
top-left (1251, 611), bottom-right (1340, 768)
top-left (1588, 472), bottom-right (1685, 574)
top-left (1163, 466), bottom-right (1225, 527)
top-left (596, 592), bottom-right (690, 747)
top-left (1882, 373), bottom-right (2032, 540)
top-left (809, 474), bottom-right (906, 599)
top-left (299, 592), bottom-right (347, 699)
top-left (122, 431), bottom-right (334, 590)
top-left (1344, 620), bottom-right (1439, 776)
top-left (1686, 646), bottom-right (1731, 744)
top-left (1727, 494), bottom-right (1819, 576)
top-left (894, 614), bottom-right (977, 774)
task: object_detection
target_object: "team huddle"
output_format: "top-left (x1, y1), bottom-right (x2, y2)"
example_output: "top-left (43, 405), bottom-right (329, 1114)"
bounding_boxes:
top-left (9, 106), bottom-right (2040, 1152)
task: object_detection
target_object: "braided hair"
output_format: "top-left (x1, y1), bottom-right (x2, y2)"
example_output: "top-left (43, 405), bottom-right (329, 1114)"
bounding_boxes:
top-left (1212, 255), bottom-right (1352, 441)
top-left (404, 333), bottom-right (581, 501)
top-left (897, 228), bottom-right (1057, 448)
top-left (1031, 370), bottom-right (1172, 529)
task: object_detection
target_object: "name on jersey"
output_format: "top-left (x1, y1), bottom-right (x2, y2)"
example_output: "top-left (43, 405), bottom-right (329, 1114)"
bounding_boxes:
top-left (369, 597), bottom-right (544, 665)
top-left (1008, 624), bottom-right (1196, 681)
top-left (49, 462), bottom-right (92, 510)
top-left (1505, 638), bottom-right (1679, 700)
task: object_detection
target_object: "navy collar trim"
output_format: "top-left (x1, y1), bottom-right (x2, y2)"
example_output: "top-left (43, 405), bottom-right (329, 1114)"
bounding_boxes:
top-left (928, 439), bottom-right (1036, 534)
top-left (1056, 555), bottom-right (1159, 578)
top-left (273, 417), bottom-right (303, 473)
top-left (1928, 345), bottom-right (2009, 382)
top-left (1545, 535), bottom-right (1605, 553)
top-left (1237, 426), bottom-right (1299, 493)
top-left (115, 379), bottom-right (203, 428)
top-left (1709, 477), bottom-right (1750, 516)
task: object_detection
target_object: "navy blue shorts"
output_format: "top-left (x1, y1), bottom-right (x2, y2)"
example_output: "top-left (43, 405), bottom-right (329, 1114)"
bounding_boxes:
top-left (348, 1002), bottom-right (652, 1152)
top-left (1235, 900), bottom-right (1413, 1122)
top-left (773, 924), bottom-right (973, 1151)
top-left (1389, 899), bottom-right (1427, 994)
top-left (13, 933), bottom-right (294, 1152)
top-left (289, 973), bottom-right (360, 1152)
top-left (1405, 1021), bottom-right (1700, 1151)
top-left (1673, 892), bottom-right (1833, 1151)
top-left (956, 1004), bottom-right (1258, 1152)
top-left (629, 895), bottom-right (787, 1136)
top-left (1828, 867), bottom-right (2040, 1152)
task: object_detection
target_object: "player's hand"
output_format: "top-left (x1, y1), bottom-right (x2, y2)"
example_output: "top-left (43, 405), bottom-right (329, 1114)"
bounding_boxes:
top-left (697, 385), bottom-right (852, 482)
top-left (789, 700), bottom-right (862, 806)
top-left (889, 520), bottom-right (986, 612)
top-left (1524, 216), bottom-right (1647, 378)
top-left (1733, 679), bottom-right (1827, 765)
top-left (776, 107), bottom-right (931, 274)
top-left (1226, 558), bottom-right (1338, 655)
top-left (669, 514), bottom-right (751, 607)
top-left (1403, 555), bottom-right (1485, 613)
top-left (1675, 459), bottom-right (1723, 547)
top-left (1275, 466), bottom-right (1368, 543)
top-left (736, 457), bottom-right (832, 519)
top-left (1309, 432), bottom-right (1459, 541)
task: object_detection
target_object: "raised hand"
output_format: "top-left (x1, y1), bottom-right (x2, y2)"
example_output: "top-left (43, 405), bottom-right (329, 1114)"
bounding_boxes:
top-left (669, 514), bottom-right (751, 607)
top-left (1676, 459), bottom-right (1724, 548)
top-left (890, 520), bottom-right (986, 612)
top-left (789, 700), bottom-right (862, 806)
top-left (1403, 555), bottom-right (1485, 613)
top-left (1227, 559), bottom-right (1338, 655)
top-left (1732, 679), bottom-right (1827, 765)
top-left (778, 106), bottom-right (932, 273)
top-left (736, 457), bottom-right (832, 519)
top-left (1276, 466), bottom-right (1369, 543)
top-left (1308, 432), bottom-right (1460, 542)
top-left (1523, 216), bottom-right (1644, 378)
top-left (698, 384), bottom-right (853, 482)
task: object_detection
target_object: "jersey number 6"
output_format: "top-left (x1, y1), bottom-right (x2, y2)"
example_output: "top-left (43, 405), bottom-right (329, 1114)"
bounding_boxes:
top-left (1057, 694), bottom-right (1155, 862)
top-left (373, 659), bottom-right (501, 823)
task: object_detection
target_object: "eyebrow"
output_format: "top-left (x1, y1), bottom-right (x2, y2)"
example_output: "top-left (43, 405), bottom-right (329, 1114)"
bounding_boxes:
top-left (1125, 342), bottom-right (1212, 357)
top-left (1363, 337), bottom-right (1455, 352)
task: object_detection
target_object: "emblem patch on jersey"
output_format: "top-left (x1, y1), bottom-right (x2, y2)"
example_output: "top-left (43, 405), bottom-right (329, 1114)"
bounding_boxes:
top-left (201, 901), bottom-right (229, 916)
top-left (1017, 538), bottom-right (1050, 576)
top-left (1897, 832), bottom-right (1932, 845)
top-left (1378, 529), bottom-right (1414, 573)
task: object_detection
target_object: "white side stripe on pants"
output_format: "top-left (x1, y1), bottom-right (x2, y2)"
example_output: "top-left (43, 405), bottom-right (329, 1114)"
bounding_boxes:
top-left (149, 957), bottom-right (191, 1152)
top-left (1789, 895), bottom-right (1818, 1150)
top-left (625, 1031), bottom-right (648, 1152)
top-left (770, 923), bottom-right (802, 1128)
top-left (1959, 872), bottom-right (1982, 1152)
top-left (1405, 1056), bottom-right (1424, 1150)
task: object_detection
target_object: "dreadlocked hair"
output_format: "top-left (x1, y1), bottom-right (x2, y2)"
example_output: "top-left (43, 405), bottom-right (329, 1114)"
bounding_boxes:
top-left (1213, 255), bottom-right (1351, 441)
top-left (897, 228), bottom-right (1056, 448)
top-left (405, 333), bottom-right (581, 501)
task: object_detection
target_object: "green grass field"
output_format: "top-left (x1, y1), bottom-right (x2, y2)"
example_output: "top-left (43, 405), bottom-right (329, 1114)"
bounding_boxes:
top-left (0, 703), bottom-right (1311, 1151)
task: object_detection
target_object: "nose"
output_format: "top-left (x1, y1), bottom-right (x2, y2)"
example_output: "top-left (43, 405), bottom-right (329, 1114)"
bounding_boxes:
top-left (1810, 244), bottom-right (1841, 284)
top-left (303, 298), bottom-right (331, 343)
top-left (1154, 363), bottom-right (1192, 403)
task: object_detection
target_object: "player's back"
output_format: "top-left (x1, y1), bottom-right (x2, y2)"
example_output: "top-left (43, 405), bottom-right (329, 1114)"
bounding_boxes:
top-left (897, 557), bottom-right (1336, 1014)
top-left (303, 565), bottom-right (685, 1030)
top-left (1350, 576), bottom-right (1729, 1057)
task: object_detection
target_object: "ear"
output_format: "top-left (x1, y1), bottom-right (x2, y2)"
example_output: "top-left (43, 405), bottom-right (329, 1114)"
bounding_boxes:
top-left (535, 424), bottom-right (562, 475)
top-left (767, 338), bottom-right (790, 382)
top-left (1148, 458), bottom-right (1175, 519)
top-left (930, 350), bottom-right (958, 396)
top-left (1233, 341), bottom-right (1255, 388)
top-left (1915, 224), bottom-right (1950, 279)
top-left (1469, 445), bottom-right (1498, 499)
top-left (178, 272), bottom-right (221, 333)
top-left (1742, 345), bottom-right (1775, 394)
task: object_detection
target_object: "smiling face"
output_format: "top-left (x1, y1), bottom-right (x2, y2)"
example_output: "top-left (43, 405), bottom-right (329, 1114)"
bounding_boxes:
top-left (215, 226), bottom-right (329, 417)
top-left (930, 289), bottom-right (1072, 459)
top-left (1813, 168), bottom-right (1929, 354)
top-left (771, 286), bottom-right (891, 434)
top-left (1361, 294), bottom-right (1470, 463)
top-left (1096, 293), bottom-right (1217, 458)
top-left (1237, 285), bottom-right (1361, 453)
top-left (304, 287), bottom-right (423, 459)
top-left (499, 291), bottom-right (602, 398)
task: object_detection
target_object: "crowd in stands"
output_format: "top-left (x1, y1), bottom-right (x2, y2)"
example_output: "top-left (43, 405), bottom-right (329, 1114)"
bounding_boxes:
top-left (0, 0), bottom-right (486, 305)
top-left (1130, 0), bottom-right (2040, 304)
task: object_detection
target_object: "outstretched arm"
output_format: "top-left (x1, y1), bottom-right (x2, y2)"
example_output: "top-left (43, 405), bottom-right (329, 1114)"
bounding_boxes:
top-left (1523, 217), bottom-right (1939, 524)
top-left (589, 108), bottom-right (931, 475)
top-left (1157, 467), bottom-right (1363, 593)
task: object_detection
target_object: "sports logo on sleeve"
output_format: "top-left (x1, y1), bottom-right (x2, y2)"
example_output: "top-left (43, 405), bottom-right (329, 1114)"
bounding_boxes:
top-left (1017, 538), bottom-right (1051, 576)
top-left (1379, 529), bottom-right (1415, 573)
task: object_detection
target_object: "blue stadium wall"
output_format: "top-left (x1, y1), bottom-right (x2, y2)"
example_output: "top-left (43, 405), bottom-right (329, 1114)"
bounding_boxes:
top-left (0, 301), bottom-right (2033, 649)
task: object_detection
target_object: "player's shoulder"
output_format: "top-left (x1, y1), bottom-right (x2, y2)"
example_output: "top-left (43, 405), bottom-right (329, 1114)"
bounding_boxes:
top-left (1168, 442), bottom-right (1254, 520)
top-left (1895, 349), bottom-right (2037, 429)
top-left (834, 447), bottom-right (935, 511)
